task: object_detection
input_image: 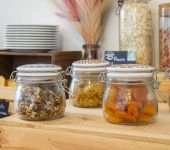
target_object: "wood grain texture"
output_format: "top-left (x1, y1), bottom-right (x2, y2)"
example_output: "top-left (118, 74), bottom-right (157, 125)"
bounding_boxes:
top-left (0, 86), bottom-right (16, 100)
top-left (0, 51), bottom-right (82, 79)
top-left (0, 103), bottom-right (170, 150)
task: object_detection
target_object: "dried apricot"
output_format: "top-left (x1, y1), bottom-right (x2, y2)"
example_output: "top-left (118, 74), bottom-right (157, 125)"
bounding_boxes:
top-left (137, 114), bottom-right (152, 123)
top-left (132, 85), bottom-right (148, 102)
top-left (127, 105), bottom-right (138, 117)
top-left (141, 101), bottom-right (157, 116)
top-left (115, 111), bottom-right (136, 122)
top-left (108, 86), bottom-right (118, 101)
top-left (127, 101), bottom-right (142, 109)
top-left (104, 108), bottom-right (122, 124)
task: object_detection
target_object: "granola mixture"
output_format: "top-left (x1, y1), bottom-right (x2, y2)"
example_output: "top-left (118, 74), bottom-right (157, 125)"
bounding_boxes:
top-left (16, 86), bottom-right (66, 120)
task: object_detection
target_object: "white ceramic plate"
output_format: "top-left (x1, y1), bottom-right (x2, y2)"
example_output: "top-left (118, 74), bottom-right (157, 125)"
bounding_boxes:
top-left (5, 25), bottom-right (58, 29)
top-left (4, 34), bottom-right (57, 37)
top-left (4, 43), bottom-right (56, 47)
top-left (4, 32), bottom-right (57, 35)
top-left (4, 46), bottom-right (57, 49)
top-left (4, 37), bottom-right (57, 40)
top-left (4, 39), bottom-right (58, 42)
top-left (5, 28), bottom-right (57, 31)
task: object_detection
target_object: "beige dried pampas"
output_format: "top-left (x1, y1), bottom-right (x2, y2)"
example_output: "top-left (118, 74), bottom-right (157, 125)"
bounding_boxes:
top-left (54, 0), bottom-right (109, 45)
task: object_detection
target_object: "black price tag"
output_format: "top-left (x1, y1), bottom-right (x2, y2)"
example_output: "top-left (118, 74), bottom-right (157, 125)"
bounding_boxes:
top-left (0, 101), bottom-right (9, 118)
top-left (105, 51), bottom-right (136, 64)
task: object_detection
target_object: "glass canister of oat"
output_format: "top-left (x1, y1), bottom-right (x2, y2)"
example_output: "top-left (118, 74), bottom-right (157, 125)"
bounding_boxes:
top-left (15, 64), bottom-right (66, 121)
top-left (120, 0), bottom-right (152, 65)
top-left (66, 60), bottom-right (109, 108)
top-left (159, 3), bottom-right (170, 71)
top-left (99, 64), bottom-right (158, 124)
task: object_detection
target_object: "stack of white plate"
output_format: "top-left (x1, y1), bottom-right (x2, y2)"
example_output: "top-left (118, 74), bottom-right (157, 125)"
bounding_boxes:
top-left (3, 25), bottom-right (61, 52)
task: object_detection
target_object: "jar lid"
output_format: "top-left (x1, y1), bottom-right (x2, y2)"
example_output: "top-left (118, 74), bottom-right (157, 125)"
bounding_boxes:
top-left (72, 60), bottom-right (109, 72)
top-left (16, 64), bottom-right (62, 77)
top-left (107, 64), bottom-right (155, 79)
top-left (72, 60), bottom-right (109, 68)
top-left (107, 64), bottom-right (154, 72)
top-left (17, 64), bottom-right (62, 72)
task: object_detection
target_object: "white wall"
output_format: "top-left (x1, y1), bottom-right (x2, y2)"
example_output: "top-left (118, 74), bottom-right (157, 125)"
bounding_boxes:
top-left (0, 0), bottom-right (169, 68)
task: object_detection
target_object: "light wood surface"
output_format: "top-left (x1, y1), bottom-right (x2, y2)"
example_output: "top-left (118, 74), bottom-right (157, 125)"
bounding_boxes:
top-left (0, 102), bottom-right (170, 150)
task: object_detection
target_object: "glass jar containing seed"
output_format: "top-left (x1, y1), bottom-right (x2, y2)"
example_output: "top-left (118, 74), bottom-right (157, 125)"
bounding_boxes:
top-left (120, 0), bottom-right (152, 65)
top-left (66, 60), bottom-right (109, 108)
top-left (14, 64), bottom-right (66, 121)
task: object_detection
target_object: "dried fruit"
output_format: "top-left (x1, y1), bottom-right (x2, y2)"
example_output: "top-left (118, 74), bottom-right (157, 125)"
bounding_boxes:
top-left (132, 85), bottom-right (148, 102)
top-left (103, 84), bottom-right (157, 124)
top-left (141, 101), bottom-right (157, 116)
top-left (115, 111), bottom-right (136, 122)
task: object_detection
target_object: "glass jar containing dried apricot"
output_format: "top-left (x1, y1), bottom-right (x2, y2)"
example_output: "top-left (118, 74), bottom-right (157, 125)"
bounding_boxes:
top-left (99, 64), bottom-right (158, 124)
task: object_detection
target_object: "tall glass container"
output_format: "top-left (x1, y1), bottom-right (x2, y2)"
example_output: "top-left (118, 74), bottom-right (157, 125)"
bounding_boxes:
top-left (120, 0), bottom-right (152, 65)
top-left (159, 3), bottom-right (170, 71)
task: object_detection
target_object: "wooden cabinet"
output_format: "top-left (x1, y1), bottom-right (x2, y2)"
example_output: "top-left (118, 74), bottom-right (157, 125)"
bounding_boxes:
top-left (0, 50), bottom-right (82, 78)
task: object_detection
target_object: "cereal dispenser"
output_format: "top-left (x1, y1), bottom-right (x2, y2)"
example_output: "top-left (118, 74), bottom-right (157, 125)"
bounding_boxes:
top-left (159, 3), bottom-right (170, 71)
top-left (119, 0), bottom-right (152, 65)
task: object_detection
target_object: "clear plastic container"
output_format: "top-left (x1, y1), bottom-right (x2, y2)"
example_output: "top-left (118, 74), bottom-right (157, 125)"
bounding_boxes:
top-left (99, 64), bottom-right (158, 124)
top-left (15, 64), bottom-right (66, 121)
top-left (66, 60), bottom-right (108, 108)
top-left (159, 3), bottom-right (170, 71)
top-left (120, 0), bottom-right (152, 65)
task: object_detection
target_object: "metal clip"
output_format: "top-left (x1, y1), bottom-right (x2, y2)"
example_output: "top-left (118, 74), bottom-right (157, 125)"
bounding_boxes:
top-left (9, 71), bottom-right (17, 81)
top-left (153, 71), bottom-right (168, 103)
top-left (115, 0), bottom-right (124, 15)
top-left (98, 72), bottom-right (107, 83)
top-left (65, 66), bottom-right (73, 76)
top-left (165, 68), bottom-right (170, 79)
top-left (61, 79), bottom-right (73, 97)
top-left (59, 71), bottom-right (66, 80)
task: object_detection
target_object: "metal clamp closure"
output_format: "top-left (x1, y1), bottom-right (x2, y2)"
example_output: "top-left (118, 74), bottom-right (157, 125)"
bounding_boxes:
top-left (9, 71), bottom-right (17, 81)
top-left (61, 79), bottom-right (73, 97)
top-left (65, 66), bottom-right (73, 76)
top-left (153, 71), bottom-right (168, 103)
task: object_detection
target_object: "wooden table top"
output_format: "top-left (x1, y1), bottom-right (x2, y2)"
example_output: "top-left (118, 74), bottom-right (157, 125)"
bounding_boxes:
top-left (0, 102), bottom-right (170, 148)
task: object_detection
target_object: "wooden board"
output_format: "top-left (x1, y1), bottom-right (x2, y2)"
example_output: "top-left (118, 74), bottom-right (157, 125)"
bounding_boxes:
top-left (0, 86), bottom-right (16, 100)
top-left (0, 102), bottom-right (170, 150)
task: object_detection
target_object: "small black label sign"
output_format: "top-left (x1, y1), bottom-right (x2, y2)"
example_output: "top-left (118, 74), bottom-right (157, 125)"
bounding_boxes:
top-left (105, 51), bottom-right (136, 64)
top-left (0, 101), bottom-right (9, 118)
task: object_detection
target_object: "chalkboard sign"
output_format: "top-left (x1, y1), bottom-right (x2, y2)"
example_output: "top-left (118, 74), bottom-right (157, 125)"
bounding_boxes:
top-left (0, 101), bottom-right (9, 118)
top-left (105, 51), bottom-right (136, 64)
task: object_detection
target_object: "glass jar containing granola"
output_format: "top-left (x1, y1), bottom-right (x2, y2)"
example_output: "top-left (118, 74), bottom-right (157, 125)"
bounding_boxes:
top-left (159, 3), bottom-right (170, 71)
top-left (66, 60), bottom-right (108, 108)
top-left (15, 64), bottom-right (66, 121)
top-left (99, 64), bottom-right (158, 124)
top-left (120, 0), bottom-right (152, 65)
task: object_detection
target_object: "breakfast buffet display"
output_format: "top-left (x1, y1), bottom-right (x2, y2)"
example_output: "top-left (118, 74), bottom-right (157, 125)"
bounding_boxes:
top-left (0, 1), bottom-right (170, 127)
